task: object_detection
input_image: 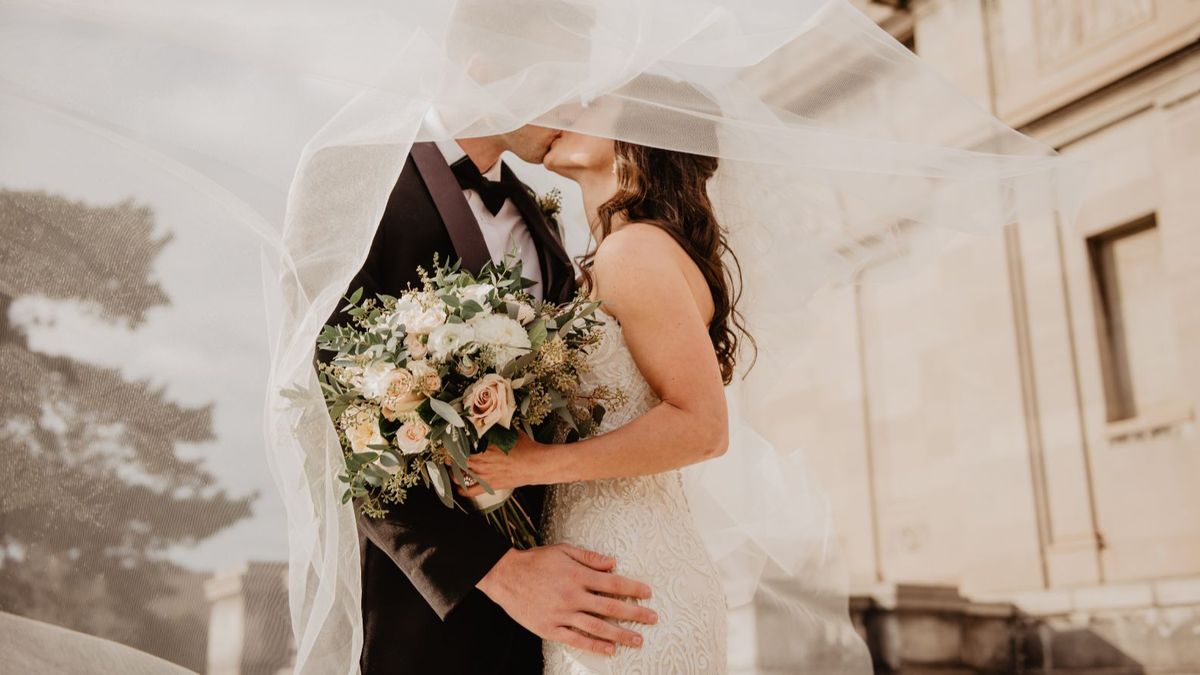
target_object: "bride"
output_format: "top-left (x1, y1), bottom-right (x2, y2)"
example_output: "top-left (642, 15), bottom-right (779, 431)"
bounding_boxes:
top-left (460, 128), bottom-right (745, 672)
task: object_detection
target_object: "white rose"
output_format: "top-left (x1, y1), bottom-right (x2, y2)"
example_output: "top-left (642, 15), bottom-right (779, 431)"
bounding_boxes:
top-left (404, 334), bottom-right (428, 360)
top-left (359, 362), bottom-right (398, 400)
top-left (462, 373), bottom-right (517, 435)
top-left (391, 298), bottom-right (422, 327)
top-left (459, 283), bottom-right (494, 309)
top-left (394, 298), bottom-right (447, 335)
top-left (395, 420), bottom-right (431, 455)
top-left (516, 303), bottom-right (536, 326)
top-left (426, 322), bottom-right (476, 361)
top-left (410, 306), bottom-right (448, 335)
top-left (469, 314), bottom-right (531, 369)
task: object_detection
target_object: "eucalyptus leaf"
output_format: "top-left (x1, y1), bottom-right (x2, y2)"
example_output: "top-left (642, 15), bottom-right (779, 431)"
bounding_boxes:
top-left (430, 398), bottom-right (466, 428)
top-left (527, 321), bottom-right (548, 350)
top-left (443, 429), bottom-right (469, 468)
top-left (430, 462), bottom-right (454, 508)
top-left (489, 425), bottom-right (519, 453)
top-left (554, 405), bottom-right (578, 432)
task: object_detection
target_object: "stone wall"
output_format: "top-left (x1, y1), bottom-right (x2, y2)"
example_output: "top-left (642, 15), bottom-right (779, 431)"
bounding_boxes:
top-left (801, 0), bottom-right (1200, 670)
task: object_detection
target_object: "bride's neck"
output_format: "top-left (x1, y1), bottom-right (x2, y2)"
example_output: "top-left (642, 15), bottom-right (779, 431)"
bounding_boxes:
top-left (577, 170), bottom-right (622, 243)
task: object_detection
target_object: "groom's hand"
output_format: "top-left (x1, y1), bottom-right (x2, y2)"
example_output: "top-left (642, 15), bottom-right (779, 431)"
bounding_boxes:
top-left (476, 544), bottom-right (657, 656)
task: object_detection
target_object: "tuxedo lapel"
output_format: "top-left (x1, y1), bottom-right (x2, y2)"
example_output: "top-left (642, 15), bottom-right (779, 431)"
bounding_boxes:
top-left (501, 163), bottom-right (576, 303)
top-left (409, 142), bottom-right (492, 274)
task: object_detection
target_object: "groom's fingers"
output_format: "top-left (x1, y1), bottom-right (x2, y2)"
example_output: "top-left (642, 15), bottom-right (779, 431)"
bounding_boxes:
top-left (583, 569), bottom-right (653, 601)
top-left (547, 627), bottom-right (616, 657)
top-left (582, 593), bottom-right (659, 626)
top-left (559, 544), bottom-right (616, 572)
top-left (569, 613), bottom-right (643, 649)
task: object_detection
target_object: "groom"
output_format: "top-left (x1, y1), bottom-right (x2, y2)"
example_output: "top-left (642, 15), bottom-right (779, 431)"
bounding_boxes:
top-left (324, 126), bottom-right (656, 674)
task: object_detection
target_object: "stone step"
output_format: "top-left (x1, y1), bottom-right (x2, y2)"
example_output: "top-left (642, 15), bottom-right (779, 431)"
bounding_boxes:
top-left (851, 583), bottom-right (1193, 673)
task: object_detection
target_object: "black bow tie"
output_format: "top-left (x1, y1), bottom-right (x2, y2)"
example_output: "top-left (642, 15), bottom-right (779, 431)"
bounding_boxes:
top-left (449, 156), bottom-right (524, 216)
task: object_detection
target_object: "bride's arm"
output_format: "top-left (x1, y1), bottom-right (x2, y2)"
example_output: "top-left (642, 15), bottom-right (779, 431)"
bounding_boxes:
top-left (464, 225), bottom-right (728, 491)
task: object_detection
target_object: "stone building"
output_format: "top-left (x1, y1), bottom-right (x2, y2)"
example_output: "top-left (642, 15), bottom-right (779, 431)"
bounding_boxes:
top-left (763, 0), bottom-right (1200, 671)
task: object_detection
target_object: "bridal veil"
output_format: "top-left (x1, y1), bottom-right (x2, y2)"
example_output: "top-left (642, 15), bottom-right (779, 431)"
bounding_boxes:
top-left (0, 0), bottom-right (1081, 672)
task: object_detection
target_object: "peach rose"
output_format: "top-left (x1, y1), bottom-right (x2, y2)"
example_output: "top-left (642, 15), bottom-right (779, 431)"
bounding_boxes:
top-left (462, 373), bottom-right (516, 435)
top-left (380, 369), bottom-right (424, 421)
top-left (395, 420), bottom-right (431, 455)
top-left (408, 361), bottom-right (443, 396)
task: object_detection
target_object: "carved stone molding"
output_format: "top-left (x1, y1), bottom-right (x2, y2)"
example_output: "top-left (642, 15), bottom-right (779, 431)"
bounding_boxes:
top-left (1034, 0), bottom-right (1156, 68)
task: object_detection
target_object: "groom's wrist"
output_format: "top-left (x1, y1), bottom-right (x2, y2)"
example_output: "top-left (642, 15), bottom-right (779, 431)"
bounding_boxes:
top-left (476, 547), bottom-right (519, 598)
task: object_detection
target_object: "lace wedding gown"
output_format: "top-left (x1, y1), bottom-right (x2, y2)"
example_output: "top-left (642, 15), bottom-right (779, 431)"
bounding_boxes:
top-left (542, 311), bottom-right (728, 674)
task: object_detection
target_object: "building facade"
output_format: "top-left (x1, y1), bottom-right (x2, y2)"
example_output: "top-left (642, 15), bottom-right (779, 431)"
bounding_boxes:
top-left (778, 0), bottom-right (1200, 670)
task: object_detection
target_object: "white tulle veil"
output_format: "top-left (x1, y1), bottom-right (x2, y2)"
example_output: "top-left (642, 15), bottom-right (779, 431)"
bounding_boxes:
top-left (0, 0), bottom-right (1083, 672)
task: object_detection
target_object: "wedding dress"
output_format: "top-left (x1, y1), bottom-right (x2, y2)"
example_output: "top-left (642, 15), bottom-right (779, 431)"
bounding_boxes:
top-left (542, 310), bottom-right (728, 674)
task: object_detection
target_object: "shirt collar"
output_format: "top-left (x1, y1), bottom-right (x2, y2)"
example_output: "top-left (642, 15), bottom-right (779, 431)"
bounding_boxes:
top-left (434, 139), bottom-right (502, 181)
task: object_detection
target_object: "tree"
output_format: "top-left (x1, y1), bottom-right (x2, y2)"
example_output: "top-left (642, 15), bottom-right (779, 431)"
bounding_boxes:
top-left (0, 188), bottom-right (254, 670)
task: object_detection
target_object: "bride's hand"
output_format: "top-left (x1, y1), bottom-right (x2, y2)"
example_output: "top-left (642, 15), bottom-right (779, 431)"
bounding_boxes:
top-left (458, 432), bottom-right (552, 496)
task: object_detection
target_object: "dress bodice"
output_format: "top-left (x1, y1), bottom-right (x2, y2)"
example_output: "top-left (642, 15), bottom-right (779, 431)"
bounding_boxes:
top-left (541, 310), bottom-right (727, 674)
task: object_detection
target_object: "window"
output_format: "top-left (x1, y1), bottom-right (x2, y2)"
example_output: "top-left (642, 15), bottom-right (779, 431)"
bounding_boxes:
top-left (1087, 215), bottom-right (1183, 422)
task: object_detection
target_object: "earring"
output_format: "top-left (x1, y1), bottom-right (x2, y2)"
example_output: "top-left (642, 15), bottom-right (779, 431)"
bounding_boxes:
top-left (611, 159), bottom-right (617, 175)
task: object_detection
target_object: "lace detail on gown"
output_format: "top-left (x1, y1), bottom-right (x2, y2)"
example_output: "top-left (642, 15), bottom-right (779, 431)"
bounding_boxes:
top-left (542, 311), bottom-right (727, 674)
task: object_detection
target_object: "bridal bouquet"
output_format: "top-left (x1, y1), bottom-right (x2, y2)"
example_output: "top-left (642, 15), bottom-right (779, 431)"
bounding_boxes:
top-left (314, 255), bottom-right (621, 548)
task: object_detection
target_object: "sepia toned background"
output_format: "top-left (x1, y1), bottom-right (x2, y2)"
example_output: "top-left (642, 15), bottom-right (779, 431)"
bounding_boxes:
top-left (1, 1), bottom-right (1198, 673)
top-left (782, 0), bottom-right (1200, 672)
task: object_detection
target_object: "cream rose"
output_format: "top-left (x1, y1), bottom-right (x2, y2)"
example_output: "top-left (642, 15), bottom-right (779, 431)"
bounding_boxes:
top-left (457, 357), bottom-right (479, 378)
top-left (516, 303), bottom-right (536, 325)
top-left (407, 360), bottom-right (443, 396)
top-left (404, 333), bottom-right (428, 360)
top-left (395, 420), bottom-right (431, 455)
top-left (379, 369), bottom-right (424, 421)
top-left (462, 373), bottom-right (516, 435)
top-left (341, 406), bottom-right (385, 454)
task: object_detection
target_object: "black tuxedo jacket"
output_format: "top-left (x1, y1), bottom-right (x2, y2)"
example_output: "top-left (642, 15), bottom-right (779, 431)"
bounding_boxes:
top-left (323, 143), bottom-right (576, 674)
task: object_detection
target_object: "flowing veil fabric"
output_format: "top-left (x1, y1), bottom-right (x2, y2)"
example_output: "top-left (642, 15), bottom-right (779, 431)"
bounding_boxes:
top-left (0, 0), bottom-right (1083, 672)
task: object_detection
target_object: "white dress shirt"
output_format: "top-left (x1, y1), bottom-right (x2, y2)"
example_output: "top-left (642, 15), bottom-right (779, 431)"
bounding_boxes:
top-left (434, 140), bottom-right (544, 300)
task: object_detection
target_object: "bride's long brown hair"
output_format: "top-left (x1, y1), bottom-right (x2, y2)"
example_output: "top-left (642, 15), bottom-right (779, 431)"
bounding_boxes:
top-left (579, 141), bottom-right (754, 384)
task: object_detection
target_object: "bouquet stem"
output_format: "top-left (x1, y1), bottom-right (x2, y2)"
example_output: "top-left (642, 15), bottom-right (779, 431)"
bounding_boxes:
top-left (476, 491), bottom-right (539, 549)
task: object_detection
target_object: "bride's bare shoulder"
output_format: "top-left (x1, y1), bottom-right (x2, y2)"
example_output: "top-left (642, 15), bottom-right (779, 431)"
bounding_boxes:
top-left (592, 223), bottom-right (685, 278)
top-left (590, 223), bottom-right (701, 310)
